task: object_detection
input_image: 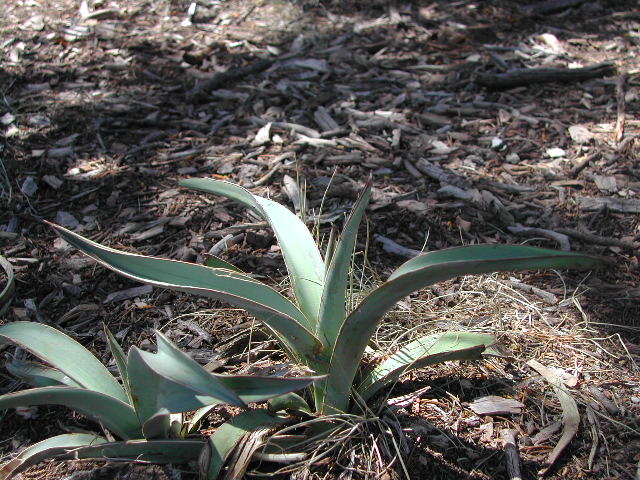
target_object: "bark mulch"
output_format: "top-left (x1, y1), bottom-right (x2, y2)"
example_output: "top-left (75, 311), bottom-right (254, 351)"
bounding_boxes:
top-left (1, 0), bottom-right (639, 478)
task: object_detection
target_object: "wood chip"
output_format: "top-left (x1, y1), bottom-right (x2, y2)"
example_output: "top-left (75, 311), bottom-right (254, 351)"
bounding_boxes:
top-left (578, 196), bottom-right (640, 213)
top-left (469, 396), bottom-right (525, 416)
top-left (103, 284), bottom-right (153, 303)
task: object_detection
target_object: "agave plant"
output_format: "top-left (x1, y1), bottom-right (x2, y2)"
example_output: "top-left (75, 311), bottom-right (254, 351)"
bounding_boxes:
top-left (47, 178), bottom-right (602, 420)
top-left (0, 322), bottom-right (320, 479)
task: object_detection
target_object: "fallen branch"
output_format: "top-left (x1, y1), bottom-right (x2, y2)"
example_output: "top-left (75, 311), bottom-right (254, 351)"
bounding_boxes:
top-left (507, 224), bottom-right (571, 251)
top-left (373, 234), bottom-right (422, 258)
top-left (578, 196), bottom-right (640, 214)
top-left (568, 152), bottom-right (599, 178)
top-left (555, 227), bottom-right (637, 251)
top-left (505, 277), bottom-right (558, 305)
top-left (476, 63), bottom-right (616, 89)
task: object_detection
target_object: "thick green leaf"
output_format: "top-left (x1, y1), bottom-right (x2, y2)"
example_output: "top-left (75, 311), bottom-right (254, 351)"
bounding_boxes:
top-left (217, 374), bottom-right (323, 404)
top-left (179, 178), bottom-right (263, 216)
top-left (317, 180), bottom-right (371, 347)
top-left (52, 224), bottom-right (320, 361)
top-left (6, 359), bottom-right (82, 388)
top-left (187, 405), bottom-right (217, 434)
top-left (0, 433), bottom-right (106, 480)
top-left (204, 254), bottom-right (243, 272)
top-left (324, 245), bottom-right (602, 412)
top-left (104, 327), bottom-right (131, 400)
top-left (267, 392), bottom-right (312, 415)
top-left (323, 225), bottom-right (338, 273)
top-left (49, 223), bottom-right (323, 363)
top-left (0, 387), bottom-right (141, 439)
top-left (7, 438), bottom-right (204, 469)
top-left (356, 332), bottom-right (496, 401)
top-left (0, 255), bottom-right (15, 316)
top-left (127, 344), bottom-right (244, 423)
top-left (128, 332), bottom-right (322, 420)
top-left (142, 408), bottom-right (171, 439)
top-left (180, 178), bottom-right (325, 324)
top-left (73, 438), bottom-right (204, 463)
top-left (255, 197), bottom-right (325, 323)
top-left (201, 409), bottom-right (286, 480)
top-left (0, 322), bottom-right (128, 403)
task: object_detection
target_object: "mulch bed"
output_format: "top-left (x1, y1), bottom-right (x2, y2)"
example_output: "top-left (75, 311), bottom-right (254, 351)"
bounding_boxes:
top-left (1, 0), bottom-right (639, 478)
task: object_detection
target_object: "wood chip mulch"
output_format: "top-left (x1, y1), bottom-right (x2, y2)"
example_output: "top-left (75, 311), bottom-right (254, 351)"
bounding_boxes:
top-left (1, 0), bottom-right (639, 479)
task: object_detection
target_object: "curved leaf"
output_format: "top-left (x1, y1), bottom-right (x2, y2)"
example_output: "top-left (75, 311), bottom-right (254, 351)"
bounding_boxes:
top-left (200, 410), bottom-right (286, 480)
top-left (142, 408), bottom-right (171, 440)
top-left (128, 332), bottom-right (322, 421)
top-left (204, 254), bottom-right (243, 272)
top-left (0, 255), bottom-right (15, 316)
top-left (180, 178), bottom-right (325, 323)
top-left (317, 180), bottom-right (371, 347)
top-left (6, 359), bottom-right (82, 388)
top-left (127, 343), bottom-right (244, 423)
top-left (356, 332), bottom-right (496, 401)
top-left (324, 245), bottom-right (602, 412)
top-left (4, 438), bottom-right (205, 471)
top-left (187, 405), bottom-right (217, 434)
top-left (104, 327), bottom-right (131, 401)
top-left (0, 387), bottom-right (141, 439)
top-left (267, 392), bottom-right (312, 415)
top-left (0, 433), bottom-right (106, 480)
top-left (0, 322), bottom-right (128, 403)
top-left (217, 374), bottom-right (323, 404)
top-left (48, 223), bottom-right (323, 363)
top-left (73, 438), bottom-right (204, 463)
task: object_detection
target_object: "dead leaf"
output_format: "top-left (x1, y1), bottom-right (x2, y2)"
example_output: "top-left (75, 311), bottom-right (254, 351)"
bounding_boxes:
top-left (527, 359), bottom-right (580, 475)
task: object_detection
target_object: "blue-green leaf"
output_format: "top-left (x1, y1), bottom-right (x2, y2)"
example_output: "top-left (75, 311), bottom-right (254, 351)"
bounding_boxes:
top-left (217, 374), bottom-right (323, 404)
top-left (128, 332), bottom-right (322, 421)
top-left (142, 408), bottom-right (171, 440)
top-left (74, 438), bottom-right (204, 463)
top-left (356, 332), bottom-right (496, 401)
top-left (127, 342), bottom-right (244, 423)
top-left (6, 359), bottom-right (82, 388)
top-left (203, 254), bottom-right (243, 272)
top-left (0, 387), bottom-right (141, 439)
top-left (317, 180), bottom-right (371, 347)
top-left (180, 178), bottom-right (325, 324)
top-left (0, 433), bottom-right (106, 480)
top-left (49, 223), bottom-right (323, 364)
top-left (0, 322), bottom-right (128, 404)
top-left (104, 327), bottom-right (131, 400)
top-left (324, 245), bottom-right (602, 412)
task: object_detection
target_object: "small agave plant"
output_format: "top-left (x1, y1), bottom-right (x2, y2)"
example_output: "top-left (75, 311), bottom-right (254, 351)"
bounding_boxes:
top-left (41, 178), bottom-right (600, 470)
top-left (0, 322), bottom-right (320, 480)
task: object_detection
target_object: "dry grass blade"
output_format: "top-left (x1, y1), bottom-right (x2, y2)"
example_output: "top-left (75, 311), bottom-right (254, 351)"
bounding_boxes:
top-left (527, 359), bottom-right (580, 476)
